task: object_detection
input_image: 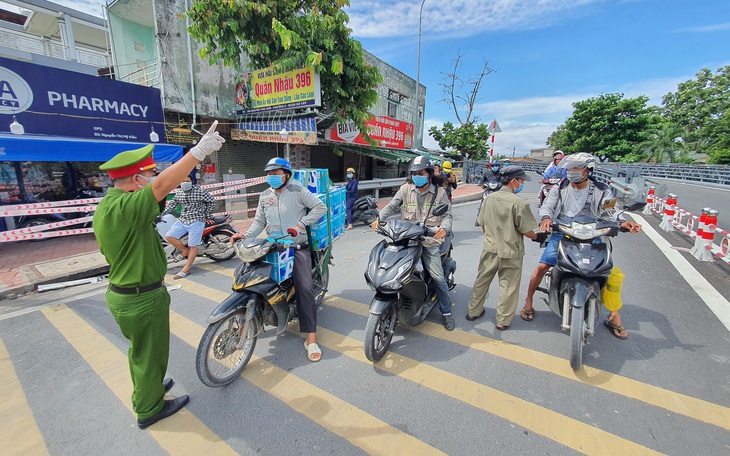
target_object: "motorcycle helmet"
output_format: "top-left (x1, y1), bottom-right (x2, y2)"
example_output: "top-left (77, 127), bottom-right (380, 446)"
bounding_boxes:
top-left (264, 157), bottom-right (292, 175)
top-left (553, 150), bottom-right (565, 160)
top-left (442, 161), bottom-right (452, 173)
top-left (559, 152), bottom-right (596, 171)
top-left (409, 156), bottom-right (434, 174)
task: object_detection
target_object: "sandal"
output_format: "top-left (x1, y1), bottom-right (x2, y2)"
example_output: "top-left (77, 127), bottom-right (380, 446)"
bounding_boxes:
top-left (304, 341), bottom-right (322, 362)
top-left (520, 308), bottom-right (534, 322)
top-left (604, 319), bottom-right (629, 340)
top-left (173, 271), bottom-right (190, 280)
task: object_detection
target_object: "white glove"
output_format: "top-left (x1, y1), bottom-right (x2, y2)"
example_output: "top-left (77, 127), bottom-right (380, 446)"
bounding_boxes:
top-left (190, 120), bottom-right (225, 161)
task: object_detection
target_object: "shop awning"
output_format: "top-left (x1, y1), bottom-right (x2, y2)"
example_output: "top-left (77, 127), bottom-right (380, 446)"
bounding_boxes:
top-left (331, 143), bottom-right (416, 164)
top-left (0, 134), bottom-right (184, 163)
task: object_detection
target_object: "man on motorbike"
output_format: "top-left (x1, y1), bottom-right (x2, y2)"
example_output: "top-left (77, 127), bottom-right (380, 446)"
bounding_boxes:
top-left (467, 166), bottom-right (543, 330)
top-left (161, 175), bottom-right (216, 279)
top-left (435, 160), bottom-right (458, 202)
top-left (521, 153), bottom-right (641, 339)
top-left (479, 161), bottom-right (501, 187)
top-left (370, 156), bottom-right (456, 331)
top-left (543, 150), bottom-right (567, 179)
top-left (229, 157), bottom-right (327, 361)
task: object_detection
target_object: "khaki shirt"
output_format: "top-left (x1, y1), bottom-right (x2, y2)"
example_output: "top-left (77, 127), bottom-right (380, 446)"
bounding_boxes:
top-left (478, 187), bottom-right (537, 258)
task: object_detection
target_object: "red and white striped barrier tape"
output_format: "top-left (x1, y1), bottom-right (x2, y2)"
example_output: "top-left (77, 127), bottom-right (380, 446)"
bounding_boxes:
top-left (200, 176), bottom-right (267, 189)
top-left (214, 192), bottom-right (262, 201)
top-left (0, 227), bottom-right (94, 242)
top-left (2, 205), bottom-right (98, 217)
top-left (213, 207), bottom-right (258, 216)
top-left (1, 216), bottom-right (93, 238)
top-left (1, 198), bottom-right (103, 211)
top-left (208, 182), bottom-right (262, 195)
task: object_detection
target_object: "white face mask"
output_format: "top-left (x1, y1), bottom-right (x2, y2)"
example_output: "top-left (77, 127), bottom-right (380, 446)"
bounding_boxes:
top-left (180, 182), bottom-right (193, 191)
top-left (136, 174), bottom-right (156, 189)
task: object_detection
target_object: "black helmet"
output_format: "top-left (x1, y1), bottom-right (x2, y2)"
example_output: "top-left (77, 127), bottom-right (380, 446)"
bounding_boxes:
top-left (409, 156), bottom-right (434, 174)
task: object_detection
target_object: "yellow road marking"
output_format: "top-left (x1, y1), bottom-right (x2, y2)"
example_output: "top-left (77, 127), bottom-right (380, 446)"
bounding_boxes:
top-left (170, 311), bottom-right (444, 455)
top-left (325, 295), bottom-right (730, 432)
top-left (198, 261), bottom-right (730, 432)
top-left (0, 338), bottom-right (49, 456)
top-left (41, 305), bottom-right (237, 455)
top-left (180, 278), bottom-right (662, 455)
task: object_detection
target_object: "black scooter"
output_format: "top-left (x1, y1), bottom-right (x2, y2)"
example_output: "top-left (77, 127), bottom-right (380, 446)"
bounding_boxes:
top-left (363, 204), bottom-right (456, 361)
top-left (350, 195), bottom-right (379, 225)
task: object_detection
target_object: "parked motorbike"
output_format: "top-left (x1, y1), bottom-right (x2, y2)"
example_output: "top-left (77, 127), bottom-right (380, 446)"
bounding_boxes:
top-left (156, 213), bottom-right (238, 262)
top-left (538, 173), bottom-right (563, 208)
top-left (535, 199), bottom-right (644, 370)
top-left (475, 179), bottom-right (502, 226)
top-left (363, 204), bottom-right (456, 361)
top-left (15, 189), bottom-right (96, 241)
top-left (350, 195), bottom-right (379, 225)
top-left (195, 230), bottom-right (332, 387)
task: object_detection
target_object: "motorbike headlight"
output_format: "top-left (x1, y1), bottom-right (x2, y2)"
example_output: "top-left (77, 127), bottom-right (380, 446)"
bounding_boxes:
top-left (379, 259), bottom-right (412, 291)
top-left (234, 241), bottom-right (270, 263)
top-left (560, 222), bottom-right (596, 240)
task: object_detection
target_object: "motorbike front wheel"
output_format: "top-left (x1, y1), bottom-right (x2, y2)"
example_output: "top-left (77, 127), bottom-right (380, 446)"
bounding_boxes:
top-left (196, 310), bottom-right (258, 387)
top-left (205, 230), bottom-right (236, 262)
top-left (569, 298), bottom-right (586, 371)
top-left (364, 306), bottom-right (397, 362)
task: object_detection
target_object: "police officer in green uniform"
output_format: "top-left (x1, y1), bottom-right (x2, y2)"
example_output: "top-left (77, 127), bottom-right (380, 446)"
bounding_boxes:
top-left (466, 166), bottom-right (544, 330)
top-left (93, 121), bottom-right (224, 429)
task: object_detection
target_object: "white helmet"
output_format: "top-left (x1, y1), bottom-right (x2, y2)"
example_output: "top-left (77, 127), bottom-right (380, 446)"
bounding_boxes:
top-left (559, 152), bottom-right (596, 171)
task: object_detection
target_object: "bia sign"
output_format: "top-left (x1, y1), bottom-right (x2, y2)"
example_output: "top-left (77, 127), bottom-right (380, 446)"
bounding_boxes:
top-left (326, 116), bottom-right (414, 150)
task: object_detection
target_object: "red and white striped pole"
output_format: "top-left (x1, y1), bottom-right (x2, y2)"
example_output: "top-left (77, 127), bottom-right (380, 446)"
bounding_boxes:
top-left (690, 207), bottom-right (711, 255)
top-left (642, 186), bottom-right (655, 215)
top-left (693, 209), bottom-right (718, 262)
top-left (659, 193), bottom-right (677, 232)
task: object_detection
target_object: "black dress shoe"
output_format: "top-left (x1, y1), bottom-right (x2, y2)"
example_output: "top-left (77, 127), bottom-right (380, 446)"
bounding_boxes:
top-left (466, 309), bottom-right (485, 321)
top-left (137, 395), bottom-right (190, 430)
top-left (163, 378), bottom-right (174, 393)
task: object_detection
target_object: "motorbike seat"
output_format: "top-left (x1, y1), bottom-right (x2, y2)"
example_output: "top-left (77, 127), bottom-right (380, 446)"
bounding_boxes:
top-left (207, 215), bottom-right (228, 226)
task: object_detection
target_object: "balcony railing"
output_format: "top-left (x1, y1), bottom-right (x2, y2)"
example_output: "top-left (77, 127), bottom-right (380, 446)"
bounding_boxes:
top-left (0, 28), bottom-right (109, 68)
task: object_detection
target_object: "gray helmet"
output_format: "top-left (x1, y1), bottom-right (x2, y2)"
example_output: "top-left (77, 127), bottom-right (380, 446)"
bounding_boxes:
top-left (559, 152), bottom-right (596, 171)
top-left (409, 156), bottom-right (434, 174)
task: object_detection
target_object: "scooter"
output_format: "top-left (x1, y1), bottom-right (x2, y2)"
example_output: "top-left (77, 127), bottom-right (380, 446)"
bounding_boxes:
top-left (156, 213), bottom-right (238, 262)
top-left (351, 195), bottom-right (379, 225)
top-left (195, 230), bottom-right (332, 387)
top-left (538, 173), bottom-right (563, 208)
top-left (363, 204), bottom-right (456, 361)
top-left (475, 179), bottom-right (501, 226)
top-left (536, 199), bottom-right (644, 370)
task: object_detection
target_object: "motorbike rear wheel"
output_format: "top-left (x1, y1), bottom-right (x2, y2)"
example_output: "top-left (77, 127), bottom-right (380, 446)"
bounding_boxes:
top-left (196, 310), bottom-right (258, 387)
top-left (205, 229), bottom-right (236, 262)
top-left (569, 297), bottom-right (586, 371)
top-left (364, 306), bottom-right (397, 362)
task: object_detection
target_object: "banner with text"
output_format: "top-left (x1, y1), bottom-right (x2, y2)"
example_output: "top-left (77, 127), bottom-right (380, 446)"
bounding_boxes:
top-left (326, 116), bottom-right (414, 149)
top-left (232, 116), bottom-right (318, 145)
top-left (236, 66), bottom-right (321, 114)
top-left (0, 56), bottom-right (165, 142)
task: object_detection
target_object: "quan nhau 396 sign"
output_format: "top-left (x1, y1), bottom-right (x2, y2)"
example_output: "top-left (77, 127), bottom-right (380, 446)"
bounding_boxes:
top-left (236, 66), bottom-right (321, 114)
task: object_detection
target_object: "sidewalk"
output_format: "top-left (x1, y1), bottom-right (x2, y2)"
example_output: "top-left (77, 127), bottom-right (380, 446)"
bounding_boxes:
top-left (0, 183), bottom-right (483, 300)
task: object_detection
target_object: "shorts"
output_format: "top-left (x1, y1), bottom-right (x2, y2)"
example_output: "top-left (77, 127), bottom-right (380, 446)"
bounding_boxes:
top-left (539, 232), bottom-right (563, 266)
top-left (165, 220), bottom-right (205, 247)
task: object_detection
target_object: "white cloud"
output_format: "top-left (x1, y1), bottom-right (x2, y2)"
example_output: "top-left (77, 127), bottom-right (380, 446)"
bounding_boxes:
top-left (675, 22), bottom-right (730, 33)
top-left (347, 0), bottom-right (601, 39)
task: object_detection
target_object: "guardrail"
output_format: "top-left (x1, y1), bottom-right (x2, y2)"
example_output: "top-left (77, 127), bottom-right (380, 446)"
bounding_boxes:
top-left (334, 177), bottom-right (406, 199)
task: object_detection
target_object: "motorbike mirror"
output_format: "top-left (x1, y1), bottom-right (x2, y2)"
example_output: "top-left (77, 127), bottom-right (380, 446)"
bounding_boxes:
top-left (602, 198), bottom-right (617, 211)
top-left (432, 203), bottom-right (449, 217)
top-left (623, 201), bottom-right (647, 212)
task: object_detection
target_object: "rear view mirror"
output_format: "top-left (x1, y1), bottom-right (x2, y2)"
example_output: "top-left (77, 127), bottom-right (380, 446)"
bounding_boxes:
top-left (602, 198), bottom-right (617, 211)
top-left (432, 203), bottom-right (449, 217)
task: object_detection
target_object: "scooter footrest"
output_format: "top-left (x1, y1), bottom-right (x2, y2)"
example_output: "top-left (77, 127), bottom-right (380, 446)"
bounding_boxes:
top-left (536, 287), bottom-right (549, 294)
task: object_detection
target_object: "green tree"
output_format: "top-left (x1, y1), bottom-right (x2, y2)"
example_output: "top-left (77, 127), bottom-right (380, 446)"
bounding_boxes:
top-left (428, 52), bottom-right (496, 159)
top-left (428, 121), bottom-right (491, 160)
top-left (706, 110), bottom-right (730, 164)
top-left (641, 121), bottom-right (687, 163)
top-left (186, 0), bottom-right (382, 138)
top-left (662, 66), bottom-right (730, 155)
top-left (546, 93), bottom-right (659, 161)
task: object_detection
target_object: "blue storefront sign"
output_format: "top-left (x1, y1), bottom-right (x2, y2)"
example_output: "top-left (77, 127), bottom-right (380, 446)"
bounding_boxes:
top-left (0, 56), bottom-right (165, 142)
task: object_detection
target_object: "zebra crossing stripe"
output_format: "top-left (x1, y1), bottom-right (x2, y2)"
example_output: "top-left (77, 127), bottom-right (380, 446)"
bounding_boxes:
top-left (0, 338), bottom-right (50, 456)
top-left (41, 305), bottom-right (238, 455)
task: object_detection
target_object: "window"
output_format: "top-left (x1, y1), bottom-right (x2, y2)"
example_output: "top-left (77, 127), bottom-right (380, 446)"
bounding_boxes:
top-left (134, 41), bottom-right (145, 52)
top-left (388, 101), bottom-right (397, 118)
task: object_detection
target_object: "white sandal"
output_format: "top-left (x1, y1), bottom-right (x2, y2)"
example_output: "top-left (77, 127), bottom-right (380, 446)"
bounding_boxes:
top-left (304, 341), bottom-right (322, 362)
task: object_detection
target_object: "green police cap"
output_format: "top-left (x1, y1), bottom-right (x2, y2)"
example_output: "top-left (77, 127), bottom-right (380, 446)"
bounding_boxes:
top-left (100, 144), bottom-right (156, 179)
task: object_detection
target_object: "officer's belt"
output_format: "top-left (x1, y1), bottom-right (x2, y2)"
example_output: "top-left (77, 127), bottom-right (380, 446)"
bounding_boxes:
top-left (109, 281), bottom-right (164, 295)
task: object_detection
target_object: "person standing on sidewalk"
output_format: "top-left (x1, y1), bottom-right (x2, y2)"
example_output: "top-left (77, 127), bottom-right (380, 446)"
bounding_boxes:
top-left (466, 166), bottom-right (543, 330)
top-left (370, 156), bottom-right (456, 331)
top-left (161, 175), bottom-right (216, 279)
top-left (345, 167), bottom-right (358, 230)
top-left (93, 121), bottom-right (224, 429)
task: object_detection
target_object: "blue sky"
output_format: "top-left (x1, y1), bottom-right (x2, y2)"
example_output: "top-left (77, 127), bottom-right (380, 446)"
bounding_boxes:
top-left (54, 0), bottom-right (730, 155)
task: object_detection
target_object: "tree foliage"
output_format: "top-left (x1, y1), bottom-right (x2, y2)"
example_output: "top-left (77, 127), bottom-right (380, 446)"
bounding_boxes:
top-left (186, 0), bottom-right (382, 136)
top-left (546, 93), bottom-right (659, 161)
top-left (428, 121), bottom-right (491, 160)
top-left (641, 121), bottom-right (687, 163)
top-left (428, 52), bottom-right (496, 159)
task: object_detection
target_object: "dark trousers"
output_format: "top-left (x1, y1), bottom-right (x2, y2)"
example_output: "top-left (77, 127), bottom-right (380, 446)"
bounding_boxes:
top-left (346, 199), bottom-right (354, 225)
top-left (293, 248), bottom-right (317, 333)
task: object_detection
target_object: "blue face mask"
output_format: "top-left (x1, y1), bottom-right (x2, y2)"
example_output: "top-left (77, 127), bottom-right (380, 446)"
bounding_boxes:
top-left (514, 182), bottom-right (524, 194)
top-left (492, 167), bottom-right (500, 173)
top-left (266, 174), bottom-right (285, 189)
top-left (412, 175), bottom-right (429, 188)
top-left (347, 173), bottom-right (354, 179)
top-left (180, 182), bottom-right (193, 191)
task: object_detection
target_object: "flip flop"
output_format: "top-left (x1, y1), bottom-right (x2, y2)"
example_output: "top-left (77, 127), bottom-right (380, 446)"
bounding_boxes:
top-left (520, 308), bottom-right (534, 322)
top-left (496, 324), bottom-right (509, 331)
top-left (304, 341), bottom-right (322, 362)
top-left (173, 271), bottom-right (190, 280)
top-left (604, 319), bottom-right (629, 340)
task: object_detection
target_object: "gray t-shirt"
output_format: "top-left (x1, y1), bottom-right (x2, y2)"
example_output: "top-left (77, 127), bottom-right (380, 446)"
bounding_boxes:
top-left (561, 186), bottom-right (590, 218)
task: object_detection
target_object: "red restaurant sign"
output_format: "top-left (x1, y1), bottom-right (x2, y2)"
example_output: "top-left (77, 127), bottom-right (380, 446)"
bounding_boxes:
top-left (326, 116), bottom-right (414, 149)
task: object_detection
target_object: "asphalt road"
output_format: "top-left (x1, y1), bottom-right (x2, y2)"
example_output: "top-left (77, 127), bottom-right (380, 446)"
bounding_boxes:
top-left (1, 181), bottom-right (729, 455)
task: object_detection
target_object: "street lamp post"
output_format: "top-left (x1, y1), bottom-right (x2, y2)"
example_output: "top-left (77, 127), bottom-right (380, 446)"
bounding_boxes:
top-left (279, 128), bottom-right (290, 162)
top-left (414, 0), bottom-right (426, 149)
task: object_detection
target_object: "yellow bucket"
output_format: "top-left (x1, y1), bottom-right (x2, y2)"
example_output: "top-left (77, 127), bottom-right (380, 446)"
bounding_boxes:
top-left (602, 266), bottom-right (625, 312)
